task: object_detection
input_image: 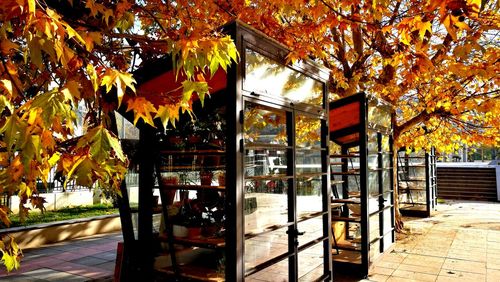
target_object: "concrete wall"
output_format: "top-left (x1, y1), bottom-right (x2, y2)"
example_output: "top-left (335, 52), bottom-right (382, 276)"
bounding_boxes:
top-left (0, 215), bottom-right (121, 249)
top-left (9, 190), bottom-right (95, 213)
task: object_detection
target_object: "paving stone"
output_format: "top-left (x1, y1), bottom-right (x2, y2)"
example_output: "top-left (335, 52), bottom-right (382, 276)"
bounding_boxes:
top-left (391, 269), bottom-right (437, 281)
top-left (438, 268), bottom-right (486, 281)
top-left (442, 258), bottom-right (487, 274)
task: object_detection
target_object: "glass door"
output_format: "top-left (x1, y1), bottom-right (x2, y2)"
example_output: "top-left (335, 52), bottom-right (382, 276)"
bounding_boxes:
top-left (243, 101), bottom-right (329, 281)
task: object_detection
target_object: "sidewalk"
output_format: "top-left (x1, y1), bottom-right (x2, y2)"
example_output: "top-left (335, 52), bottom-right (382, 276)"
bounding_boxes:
top-left (0, 233), bottom-right (121, 281)
top-left (367, 200), bottom-right (500, 282)
top-left (0, 200), bottom-right (499, 281)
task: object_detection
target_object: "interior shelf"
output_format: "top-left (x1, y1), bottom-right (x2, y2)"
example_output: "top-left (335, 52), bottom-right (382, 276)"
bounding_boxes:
top-left (331, 216), bottom-right (361, 223)
top-left (158, 234), bottom-right (226, 249)
top-left (159, 184), bottom-right (226, 191)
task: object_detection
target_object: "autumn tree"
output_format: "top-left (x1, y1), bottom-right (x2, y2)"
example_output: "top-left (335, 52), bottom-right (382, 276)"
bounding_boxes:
top-left (0, 0), bottom-right (498, 271)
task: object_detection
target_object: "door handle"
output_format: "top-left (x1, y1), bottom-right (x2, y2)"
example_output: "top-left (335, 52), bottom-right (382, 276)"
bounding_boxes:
top-left (287, 229), bottom-right (306, 236)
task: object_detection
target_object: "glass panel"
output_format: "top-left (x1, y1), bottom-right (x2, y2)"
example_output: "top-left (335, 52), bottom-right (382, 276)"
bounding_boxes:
top-left (383, 208), bottom-right (394, 236)
top-left (296, 150), bottom-right (322, 174)
top-left (382, 170), bottom-right (391, 192)
top-left (367, 130), bottom-right (378, 153)
top-left (245, 149), bottom-right (288, 178)
top-left (368, 154), bottom-right (378, 170)
top-left (298, 243), bottom-right (325, 281)
top-left (297, 176), bottom-right (323, 214)
top-left (244, 180), bottom-right (289, 234)
top-left (369, 213), bottom-right (380, 242)
top-left (369, 241), bottom-right (382, 261)
top-left (245, 48), bottom-right (324, 106)
top-left (368, 172), bottom-right (379, 197)
top-left (296, 115), bottom-right (321, 148)
top-left (368, 99), bottom-right (391, 130)
top-left (381, 135), bottom-right (390, 152)
top-left (382, 192), bottom-right (393, 208)
top-left (297, 217), bottom-right (323, 247)
top-left (244, 228), bottom-right (289, 275)
top-left (382, 154), bottom-right (391, 168)
top-left (368, 196), bottom-right (380, 214)
top-left (244, 103), bottom-right (287, 145)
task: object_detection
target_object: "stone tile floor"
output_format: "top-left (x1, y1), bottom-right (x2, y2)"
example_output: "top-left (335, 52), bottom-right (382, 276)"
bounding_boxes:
top-left (363, 200), bottom-right (500, 282)
top-left (0, 200), bottom-right (499, 281)
top-left (0, 233), bottom-right (121, 281)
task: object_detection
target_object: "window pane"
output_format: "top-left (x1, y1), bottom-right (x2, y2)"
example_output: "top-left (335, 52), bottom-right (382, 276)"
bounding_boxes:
top-left (244, 180), bottom-right (289, 234)
top-left (245, 48), bottom-right (324, 106)
top-left (296, 150), bottom-right (322, 174)
top-left (244, 227), bottom-right (289, 275)
top-left (298, 242), bottom-right (325, 281)
top-left (245, 149), bottom-right (288, 178)
top-left (244, 103), bottom-right (288, 145)
top-left (296, 115), bottom-right (321, 148)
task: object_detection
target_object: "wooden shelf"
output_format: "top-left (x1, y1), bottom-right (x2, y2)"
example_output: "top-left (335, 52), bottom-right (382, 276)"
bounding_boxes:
top-left (158, 234), bottom-right (225, 249)
top-left (331, 199), bottom-right (361, 204)
top-left (336, 240), bottom-right (362, 251)
top-left (244, 174), bottom-right (293, 181)
top-left (331, 171), bottom-right (360, 176)
top-left (159, 165), bottom-right (225, 171)
top-left (331, 216), bottom-right (361, 223)
top-left (159, 184), bottom-right (226, 191)
top-left (160, 149), bottom-right (225, 155)
top-left (331, 180), bottom-right (345, 185)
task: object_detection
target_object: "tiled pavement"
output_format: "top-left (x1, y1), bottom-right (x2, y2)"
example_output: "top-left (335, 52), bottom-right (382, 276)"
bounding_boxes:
top-left (1, 200), bottom-right (499, 281)
top-left (366, 200), bottom-right (500, 282)
top-left (0, 233), bottom-right (121, 281)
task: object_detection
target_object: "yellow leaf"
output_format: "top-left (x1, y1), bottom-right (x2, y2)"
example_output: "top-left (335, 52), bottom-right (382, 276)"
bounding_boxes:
top-left (0, 79), bottom-right (14, 98)
top-left (400, 30), bottom-right (411, 45)
top-left (101, 69), bottom-right (136, 106)
top-left (125, 97), bottom-right (157, 127)
top-left (62, 80), bottom-right (81, 99)
top-left (419, 21), bottom-right (432, 41)
top-left (155, 104), bottom-right (180, 129)
top-left (0, 40), bottom-right (19, 55)
top-left (86, 64), bottom-right (99, 92)
top-left (27, 0), bottom-right (36, 14)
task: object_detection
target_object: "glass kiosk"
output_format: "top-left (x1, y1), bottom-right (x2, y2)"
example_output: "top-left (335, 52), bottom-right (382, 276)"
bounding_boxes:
top-left (328, 92), bottom-right (395, 277)
top-left (397, 148), bottom-right (437, 217)
top-left (116, 21), bottom-right (332, 282)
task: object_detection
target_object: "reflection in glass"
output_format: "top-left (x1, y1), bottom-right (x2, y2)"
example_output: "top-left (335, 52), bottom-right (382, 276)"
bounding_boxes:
top-left (245, 149), bottom-right (288, 178)
top-left (369, 213), bottom-right (380, 241)
top-left (367, 130), bottom-right (378, 152)
top-left (297, 217), bottom-right (323, 247)
top-left (368, 100), bottom-right (391, 130)
top-left (244, 180), bottom-right (288, 235)
top-left (382, 171), bottom-right (391, 192)
top-left (245, 48), bottom-right (323, 106)
top-left (296, 115), bottom-right (321, 148)
top-left (368, 172), bottom-right (379, 197)
top-left (296, 150), bottom-right (322, 174)
top-left (244, 103), bottom-right (287, 145)
top-left (297, 177), bottom-right (323, 217)
top-left (298, 243), bottom-right (325, 281)
top-left (244, 228), bottom-right (289, 275)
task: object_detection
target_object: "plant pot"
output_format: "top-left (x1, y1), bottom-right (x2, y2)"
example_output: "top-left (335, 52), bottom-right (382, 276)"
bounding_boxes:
top-left (173, 225), bottom-right (188, 237)
top-left (200, 171), bottom-right (213, 186)
top-left (160, 176), bottom-right (178, 204)
top-left (187, 227), bottom-right (202, 238)
top-left (217, 173), bottom-right (225, 187)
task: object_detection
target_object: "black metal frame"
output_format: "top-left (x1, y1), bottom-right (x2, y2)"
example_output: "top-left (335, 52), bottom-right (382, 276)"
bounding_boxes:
top-left (397, 147), bottom-right (437, 217)
top-left (116, 20), bottom-right (331, 282)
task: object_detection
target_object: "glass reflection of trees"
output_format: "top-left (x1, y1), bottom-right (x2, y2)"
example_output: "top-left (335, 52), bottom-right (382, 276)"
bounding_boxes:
top-left (245, 48), bottom-right (323, 106)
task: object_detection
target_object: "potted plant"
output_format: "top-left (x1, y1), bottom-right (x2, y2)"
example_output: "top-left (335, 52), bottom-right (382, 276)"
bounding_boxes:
top-left (170, 199), bottom-right (206, 238)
